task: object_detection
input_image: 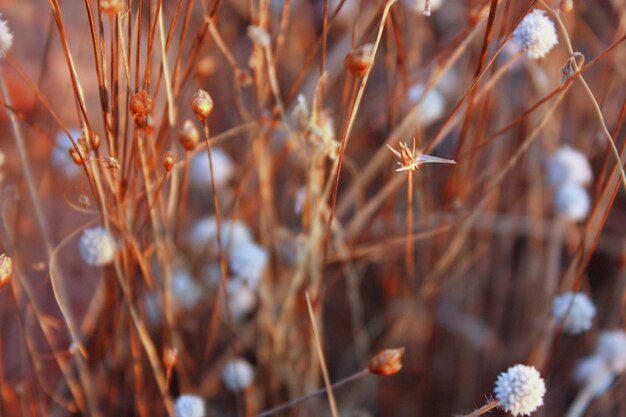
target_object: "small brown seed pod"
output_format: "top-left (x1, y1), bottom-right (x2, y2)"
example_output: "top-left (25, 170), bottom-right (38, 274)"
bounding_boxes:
top-left (162, 151), bottom-right (178, 172)
top-left (99, 0), bottom-right (127, 15)
top-left (129, 90), bottom-right (152, 119)
top-left (368, 347), bottom-right (405, 376)
top-left (345, 43), bottom-right (375, 78)
top-left (69, 142), bottom-right (88, 166)
top-left (179, 120), bottom-right (200, 151)
top-left (191, 89), bottom-right (213, 121)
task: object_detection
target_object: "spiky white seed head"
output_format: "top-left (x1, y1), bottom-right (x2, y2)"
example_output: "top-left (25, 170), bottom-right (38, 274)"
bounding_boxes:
top-left (174, 394), bottom-right (205, 417)
top-left (226, 280), bottom-right (257, 320)
top-left (546, 146), bottom-right (593, 187)
top-left (552, 292), bottom-right (596, 335)
top-left (595, 330), bottom-right (626, 374)
top-left (189, 216), bottom-right (253, 256)
top-left (0, 14), bottom-right (13, 58)
top-left (574, 355), bottom-right (615, 397)
top-left (78, 227), bottom-right (116, 266)
top-left (494, 364), bottom-right (546, 416)
top-left (513, 9), bottom-right (558, 59)
top-left (52, 128), bottom-right (84, 178)
top-left (171, 267), bottom-right (204, 311)
top-left (223, 358), bottom-right (255, 392)
top-left (406, 84), bottom-right (446, 127)
top-left (189, 148), bottom-right (234, 189)
top-left (554, 183), bottom-right (590, 222)
top-left (229, 241), bottom-right (268, 289)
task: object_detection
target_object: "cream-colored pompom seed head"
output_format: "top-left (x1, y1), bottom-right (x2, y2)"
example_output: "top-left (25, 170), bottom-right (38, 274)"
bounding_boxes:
top-left (78, 227), bottom-right (116, 266)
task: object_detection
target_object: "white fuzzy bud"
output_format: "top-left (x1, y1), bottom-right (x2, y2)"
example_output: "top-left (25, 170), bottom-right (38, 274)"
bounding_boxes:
top-left (222, 358), bottom-right (255, 392)
top-left (171, 267), bottom-right (204, 311)
top-left (174, 394), bottom-right (205, 417)
top-left (494, 364), bottom-right (546, 416)
top-left (554, 183), bottom-right (590, 222)
top-left (229, 241), bottom-right (268, 289)
top-left (546, 146), bottom-right (592, 187)
top-left (78, 227), bottom-right (116, 266)
top-left (551, 292), bottom-right (596, 335)
top-left (513, 9), bottom-right (558, 59)
top-left (189, 148), bottom-right (234, 189)
top-left (0, 14), bottom-right (13, 58)
top-left (406, 84), bottom-right (446, 127)
top-left (595, 330), bottom-right (626, 374)
top-left (189, 216), bottom-right (253, 256)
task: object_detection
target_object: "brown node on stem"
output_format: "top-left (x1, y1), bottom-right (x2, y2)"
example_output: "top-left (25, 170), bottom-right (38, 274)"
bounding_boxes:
top-left (0, 254), bottom-right (12, 290)
top-left (345, 43), bottom-right (375, 78)
top-left (368, 347), bottom-right (405, 376)
top-left (179, 120), bottom-right (200, 151)
top-left (191, 89), bottom-right (214, 121)
top-left (129, 90), bottom-right (152, 119)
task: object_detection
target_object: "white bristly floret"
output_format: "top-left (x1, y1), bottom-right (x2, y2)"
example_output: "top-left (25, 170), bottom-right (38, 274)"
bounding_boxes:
top-left (189, 216), bottom-right (253, 256)
top-left (189, 148), bottom-right (234, 189)
top-left (574, 355), bottom-right (614, 397)
top-left (552, 292), bottom-right (596, 335)
top-left (229, 241), bottom-right (268, 289)
top-left (0, 14), bottom-right (13, 58)
top-left (171, 267), bottom-right (204, 311)
top-left (494, 364), bottom-right (546, 416)
top-left (226, 280), bottom-right (257, 320)
top-left (78, 227), bottom-right (116, 266)
top-left (222, 358), bottom-right (255, 392)
top-left (546, 146), bottom-right (593, 187)
top-left (595, 330), bottom-right (626, 374)
top-left (554, 183), bottom-right (590, 222)
top-left (52, 128), bottom-right (84, 178)
top-left (406, 84), bottom-right (446, 127)
top-left (513, 9), bottom-right (558, 59)
top-left (174, 394), bottom-right (205, 417)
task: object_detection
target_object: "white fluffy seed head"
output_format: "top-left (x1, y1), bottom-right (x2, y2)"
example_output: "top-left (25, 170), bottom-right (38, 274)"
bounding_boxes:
top-left (229, 241), bottom-right (268, 289)
top-left (52, 128), bottom-right (84, 178)
top-left (513, 9), bottom-right (558, 59)
top-left (546, 146), bottom-right (593, 187)
top-left (494, 364), bottom-right (546, 416)
top-left (0, 14), bottom-right (13, 58)
top-left (226, 280), bottom-right (257, 320)
top-left (406, 84), bottom-right (446, 127)
top-left (574, 355), bottom-right (615, 397)
top-left (189, 148), bottom-right (234, 189)
top-left (189, 216), bottom-right (253, 256)
top-left (595, 330), bottom-right (626, 374)
top-left (222, 358), bottom-right (255, 392)
top-left (554, 183), bottom-right (590, 222)
top-left (171, 267), bottom-right (204, 311)
top-left (78, 227), bottom-right (116, 266)
top-left (174, 394), bottom-right (205, 417)
top-left (551, 292), bottom-right (596, 335)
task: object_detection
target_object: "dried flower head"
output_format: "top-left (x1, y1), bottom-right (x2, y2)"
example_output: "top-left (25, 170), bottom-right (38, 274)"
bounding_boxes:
top-left (546, 146), bottom-right (592, 187)
top-left (552, 292), bottom-right (596, 335)
top-left (0, 13), bottom-right (13, 58)
top-left (191, 89), bottom-right (214, 121)
top-left (174, 394), bottom-right (205, 417)
top-left (554, 182), bottom-right (590, 222)
top-left (163, 347), bottom-right (178, 370)
top-left (345, 43), bottom-right (375, 78)
top-left (129, 90), bottom-right (152, 119)
top-left (368, 347), bottom-right (405, 376)
top-left (179, 120), bottom-right (200, 151)
top-left (69, 141), bottom-right (88, 166)
top-left (78, 227), bottom-right (116, 266)
top-left (494, 364), bottom-right (546, 416)
top-left (512, 9), bottom-right (558, 59)
top-left (0, 253), bottom-right (12, 289)
top-left (222, 358), bottom-right (255, 392)
top-left (388, 139), bottom-right (456, 172)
